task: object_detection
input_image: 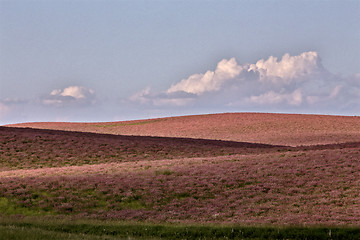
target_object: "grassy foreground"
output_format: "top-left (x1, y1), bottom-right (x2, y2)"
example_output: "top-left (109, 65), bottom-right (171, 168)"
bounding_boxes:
top-left (0, 218), bottom-right (359, 240)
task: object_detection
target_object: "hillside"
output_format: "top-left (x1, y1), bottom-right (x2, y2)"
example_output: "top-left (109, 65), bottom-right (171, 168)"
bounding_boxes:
top-left (7, 113), bottom-right (360, 146)
top-left (1, 124), bottom-right (360, 226)
top-left (0, 126), bottom-right (284, 171)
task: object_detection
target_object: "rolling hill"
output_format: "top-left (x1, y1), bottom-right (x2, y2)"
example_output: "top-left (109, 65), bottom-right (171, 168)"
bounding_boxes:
top-left (1, 113), bottom-right (360, 234)
top-left (7, 113), bottom-right (360, 146)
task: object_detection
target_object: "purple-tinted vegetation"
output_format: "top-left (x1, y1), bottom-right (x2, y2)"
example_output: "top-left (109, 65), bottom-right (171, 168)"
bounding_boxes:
top-left (1, 143), bottom-right (359, 225)
top-left (0, 127), bottom-right (285, 170)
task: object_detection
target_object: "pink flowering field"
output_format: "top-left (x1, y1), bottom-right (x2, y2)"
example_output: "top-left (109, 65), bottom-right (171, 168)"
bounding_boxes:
top-left (1, 113), bottom-right (360, 227)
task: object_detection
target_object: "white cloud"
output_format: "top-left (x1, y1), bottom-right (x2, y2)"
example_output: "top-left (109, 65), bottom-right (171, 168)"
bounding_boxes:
top-left (249, 51), bottom-right (322, 83)
top-left (50, 86), bottom-right (95, 99)
top-left (166, 51), bottom-right (323, 96)
top-left (129, 87), bottom-right (152, 104)
top-left (167, 58), bottom-right (243, 95)
top-left (50, 89), bottom-right (62, 96)
top-left (130, 51), bottom-right (360, 114)
top-left (43, 86), bottom-right (96, 106)
top-left (249, 89), bottom-right (303, 106)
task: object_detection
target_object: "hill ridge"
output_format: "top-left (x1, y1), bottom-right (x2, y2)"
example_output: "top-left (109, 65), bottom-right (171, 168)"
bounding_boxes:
top-left (5, 112), bottom-right (360, 146)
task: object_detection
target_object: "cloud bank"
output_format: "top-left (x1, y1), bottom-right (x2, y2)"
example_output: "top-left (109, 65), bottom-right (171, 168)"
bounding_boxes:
top-left (0, 86), bottom-right (99, 124)
top-left (131, 51), bottom-right (360, 113)
top-left (1, 52), bottom-right (358, 125)
top-left (42, 86), bottom-right (96, 107)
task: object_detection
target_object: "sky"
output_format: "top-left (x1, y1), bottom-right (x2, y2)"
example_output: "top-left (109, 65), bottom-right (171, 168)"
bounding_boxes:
top-left (0, 0), bottom-right (359, 125)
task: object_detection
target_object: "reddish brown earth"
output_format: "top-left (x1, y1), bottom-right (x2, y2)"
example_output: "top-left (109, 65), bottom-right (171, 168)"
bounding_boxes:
top-left (1, 113), bottom-right (360, 226)
top-left (7, 113), bottom-right (360, 146)
top-left (0, 126), bottom-right (286, 171)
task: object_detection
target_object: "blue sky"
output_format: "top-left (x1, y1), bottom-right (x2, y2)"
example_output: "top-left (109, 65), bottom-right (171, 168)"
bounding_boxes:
top-left (0, 0), bottom-right (359, 124)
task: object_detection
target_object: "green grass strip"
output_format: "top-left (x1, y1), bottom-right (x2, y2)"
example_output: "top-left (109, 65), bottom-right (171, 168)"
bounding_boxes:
top-left (95, 119), bottom-right (166, 128)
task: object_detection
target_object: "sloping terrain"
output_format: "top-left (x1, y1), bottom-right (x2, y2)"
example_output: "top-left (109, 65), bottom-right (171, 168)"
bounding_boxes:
top-left (1, 146), bottom-right (359, 225)
top-left (0, 126), bottom-right (284, 170)
top-left (1, 123), bottom-right (360, 226)
top-left (7, 113), bottom-right (360, 146)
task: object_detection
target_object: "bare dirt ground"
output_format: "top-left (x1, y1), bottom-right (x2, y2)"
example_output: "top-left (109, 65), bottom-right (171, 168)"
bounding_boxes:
top-left (7, 113), bottom-right (360, 146)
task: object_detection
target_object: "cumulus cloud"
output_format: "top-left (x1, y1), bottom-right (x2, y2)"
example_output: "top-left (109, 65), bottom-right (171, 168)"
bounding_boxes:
top-left (166, 51), bottom-right (322, 96)
top-left (130, 51), bottom-right (360, 113)
top-left (249, 51), bottom-right (323, 83)
top-left (42, 86), bottom-right (96, 107)
top-left (167, 58), bottom-right (243, 95)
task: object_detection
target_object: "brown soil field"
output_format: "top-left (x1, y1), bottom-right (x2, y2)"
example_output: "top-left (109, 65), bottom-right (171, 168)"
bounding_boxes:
top-left (7, 113), bottom-right (360, 146)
